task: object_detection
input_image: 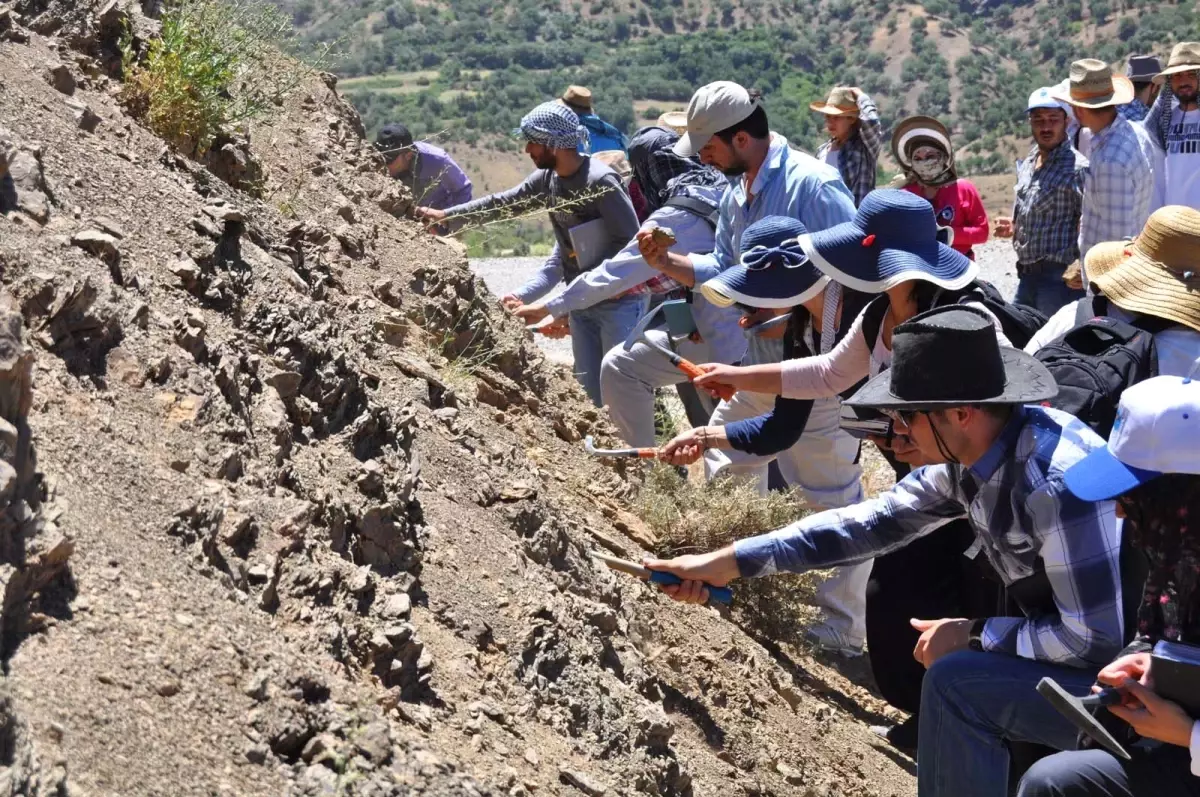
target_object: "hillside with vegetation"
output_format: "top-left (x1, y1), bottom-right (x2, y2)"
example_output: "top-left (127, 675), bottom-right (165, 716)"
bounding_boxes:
top-left (276, 0), bottom-right (1196, 180)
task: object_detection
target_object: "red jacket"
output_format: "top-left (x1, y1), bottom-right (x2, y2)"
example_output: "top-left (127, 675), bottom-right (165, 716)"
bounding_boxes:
top-left (903, 180), bottom-right (989, 260)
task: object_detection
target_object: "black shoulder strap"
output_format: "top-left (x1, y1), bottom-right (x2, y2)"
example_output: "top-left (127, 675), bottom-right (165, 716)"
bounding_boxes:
top-left (664, 195), bottom-right (720, 229)
top-left (859, 294), bottom-right (890, 352)
top-left (1074, 295), bottom-right (1105, 325)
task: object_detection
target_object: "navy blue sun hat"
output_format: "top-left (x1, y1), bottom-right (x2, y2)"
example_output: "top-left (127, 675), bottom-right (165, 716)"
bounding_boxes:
top-left (800, 189), bottom-right (977, 293)
top-left (700, 216), bottom-right (830, 309)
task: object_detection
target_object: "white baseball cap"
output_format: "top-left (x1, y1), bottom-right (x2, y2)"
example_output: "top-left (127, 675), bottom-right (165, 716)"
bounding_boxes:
top-left (1064, 375), bottom-right (1200, 501)
top-left (1027, 86), bottom-right (1070, 114)
top-left (674, 81), bottom-right (762, 157)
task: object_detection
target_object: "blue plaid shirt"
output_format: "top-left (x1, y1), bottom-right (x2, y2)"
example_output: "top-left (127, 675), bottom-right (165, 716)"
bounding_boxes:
top-left (1079, 115), bottom-right (1154, 276)
top-left (1012, 140), bottom-right (1085, 266)
top-left (815, 92), bottom-right (883, 206)
top-left (735, 406), bottom-right (1124, 668)
top-left (1117, 97), bottom-right (1151, 122)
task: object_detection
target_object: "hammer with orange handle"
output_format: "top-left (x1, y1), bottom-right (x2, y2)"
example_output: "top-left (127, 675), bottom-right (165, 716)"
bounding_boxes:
top-left (621, 306), bottom-right (736, 402)
top-left (583, 435), bottom-right (657, 459)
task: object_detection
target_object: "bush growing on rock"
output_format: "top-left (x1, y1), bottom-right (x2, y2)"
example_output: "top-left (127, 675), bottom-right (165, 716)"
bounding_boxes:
top-left (119, 0), bottom-right (333, 153)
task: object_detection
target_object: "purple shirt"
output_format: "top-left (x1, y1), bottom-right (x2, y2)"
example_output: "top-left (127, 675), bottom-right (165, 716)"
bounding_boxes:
top-left (402, 142), bottom-right (473, 210)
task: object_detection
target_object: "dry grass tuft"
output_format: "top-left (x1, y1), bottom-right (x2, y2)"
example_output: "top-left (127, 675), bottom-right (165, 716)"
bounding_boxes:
top-left (634, 465), bottom-right (827, 644)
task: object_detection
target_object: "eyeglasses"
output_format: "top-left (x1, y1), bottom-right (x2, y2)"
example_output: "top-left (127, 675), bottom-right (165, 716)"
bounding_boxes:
top-left (881, 409), bottom-right (924, 429)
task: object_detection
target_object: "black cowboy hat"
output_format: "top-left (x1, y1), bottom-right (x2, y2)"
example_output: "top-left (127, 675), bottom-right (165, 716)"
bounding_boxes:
top-left (845, 305), bottom-right (1058, 411)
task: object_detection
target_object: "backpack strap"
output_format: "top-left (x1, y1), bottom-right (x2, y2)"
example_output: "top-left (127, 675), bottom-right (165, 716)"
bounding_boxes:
top-left (1074, 295), bottom-right (1106, 325)
top-left (663, 195), bottom-right (720, 229)
top-left (859, 294), bottom-right (890, 352)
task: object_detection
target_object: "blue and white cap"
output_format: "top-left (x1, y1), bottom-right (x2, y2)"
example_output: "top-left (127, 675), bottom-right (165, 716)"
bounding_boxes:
top-left (1027, 86), bottom-right (1071, 114)
top-left (1064, 375), bottom-right (1200, 501)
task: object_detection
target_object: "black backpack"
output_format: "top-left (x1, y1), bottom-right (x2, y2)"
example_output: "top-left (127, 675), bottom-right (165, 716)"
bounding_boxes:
top-left (1034, 296), bottom-right (1170, 437)
top-left (860, 279), bottom-right (1048, 352)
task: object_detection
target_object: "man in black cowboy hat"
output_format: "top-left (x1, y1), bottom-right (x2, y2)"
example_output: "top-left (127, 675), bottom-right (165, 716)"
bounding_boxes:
top-left (646, 305), bottom-right (1126, 797)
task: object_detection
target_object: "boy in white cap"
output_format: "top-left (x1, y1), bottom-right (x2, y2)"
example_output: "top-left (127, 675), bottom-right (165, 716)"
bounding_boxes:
top-left (1019, 373), bottom-right (1200, 797)
top-left (994, 87), bottom-right (1087, 316)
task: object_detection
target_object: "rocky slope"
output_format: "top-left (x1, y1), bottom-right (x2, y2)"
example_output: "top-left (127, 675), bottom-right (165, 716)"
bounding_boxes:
top-left (0, 2), bottom-right (915, 795)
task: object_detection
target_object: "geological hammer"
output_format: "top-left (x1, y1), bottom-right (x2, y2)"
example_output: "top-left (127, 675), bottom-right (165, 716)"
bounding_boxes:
top-left (622, 305), bottom-right (736, 402)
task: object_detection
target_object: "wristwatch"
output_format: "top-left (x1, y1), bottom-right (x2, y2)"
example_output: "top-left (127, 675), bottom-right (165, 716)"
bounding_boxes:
top-left (968, 618), bottom-right (987, 652)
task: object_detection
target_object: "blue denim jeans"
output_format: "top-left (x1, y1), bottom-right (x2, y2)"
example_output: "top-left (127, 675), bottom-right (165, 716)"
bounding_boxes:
top-left (1015, 269), bottom-right (1086, 319)
top-left (918, 650), bottom-right (1100, 797)
top-left (1018, 746), bottom-right (1200, 797)
top-left (569, 293), bottom-right (649, 407)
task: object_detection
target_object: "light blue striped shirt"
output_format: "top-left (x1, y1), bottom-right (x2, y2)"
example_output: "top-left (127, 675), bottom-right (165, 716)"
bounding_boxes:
top-left (690, 135), bottom-right (857, 288)
top-left (543, 185), bottom-right (747, 364)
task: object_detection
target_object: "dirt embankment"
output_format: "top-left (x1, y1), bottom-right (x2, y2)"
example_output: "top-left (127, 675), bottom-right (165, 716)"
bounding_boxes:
top-left (0, 3), bottom-right (915, 795)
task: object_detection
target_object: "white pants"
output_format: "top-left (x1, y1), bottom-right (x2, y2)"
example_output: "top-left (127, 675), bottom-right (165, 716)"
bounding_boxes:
top-left (704, 339), bottom-right (871, 645)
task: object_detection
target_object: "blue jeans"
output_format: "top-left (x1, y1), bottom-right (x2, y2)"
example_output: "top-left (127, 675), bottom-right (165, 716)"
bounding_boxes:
top-left (918, 650), bottom-right (1100, 797)
top-left (1018, 746), bottom-right (1200, 797)
top-left (1014, 268), bottom-right (1086, 318)
top-left (569, 293), bottom-right (649, 407)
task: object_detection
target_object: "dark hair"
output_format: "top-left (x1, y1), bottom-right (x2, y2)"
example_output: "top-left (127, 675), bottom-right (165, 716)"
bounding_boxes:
top-left (713, 90), bottom-right (770, 143)
top-left (1132, 80), bottom-right (1154, 92)
top-left (1120, 473), bottom-right (1200, 542)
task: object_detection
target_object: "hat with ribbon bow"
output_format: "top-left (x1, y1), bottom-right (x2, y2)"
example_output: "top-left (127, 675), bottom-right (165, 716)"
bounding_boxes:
top-left (799, 189), bottom-right (977, 293)
top-left (700, 216), bottom-right (830, 309)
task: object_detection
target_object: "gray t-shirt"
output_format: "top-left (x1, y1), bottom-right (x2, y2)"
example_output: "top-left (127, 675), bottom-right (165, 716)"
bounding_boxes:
top-left (443, 157), bottom-right (639, 302)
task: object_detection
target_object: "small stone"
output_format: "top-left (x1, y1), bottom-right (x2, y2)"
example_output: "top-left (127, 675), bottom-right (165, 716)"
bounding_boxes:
top-left (523, 748), bottom-right (540, 767)
top-left (381, 593), bottom-right (411, 620)
top-left (499, 481), bottom-right (537, 502)
top-left (775, 762), bottom-right (804, 785)
top-left (433, 407), bottom-right (459, 423)
top-left (264, 370), bottom-right (302, 398)
top-left (247, 563), bottom-right (270, 583)
top-left (244, 743), bottom-right (269, 764)
top-left (156, 679), bottom-right (182, 697)
top-left (558, 766), bottom-right (607, 797)
top-left (75, 105), bottom-right (101, 133)
top-left (173, 612), bottom-right (195, 628)
top-left (383, 624), bottom-right (413, 646)
top-left (46, 62), bottom-right (75, 95)
top-left (243, 670), bottom-right (269, 701)
top-left (71, 229), bottom-right (119, 262)
top-left (301, 733), bottom-right (337, 763)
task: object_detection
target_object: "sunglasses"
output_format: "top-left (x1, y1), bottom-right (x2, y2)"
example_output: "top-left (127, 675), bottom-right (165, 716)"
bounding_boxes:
top-left (881, 409), bottom-right (924, 429)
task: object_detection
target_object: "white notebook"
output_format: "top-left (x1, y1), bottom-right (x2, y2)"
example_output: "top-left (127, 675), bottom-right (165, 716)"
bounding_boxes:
top-left (567, 218), bottom-right (610, 271)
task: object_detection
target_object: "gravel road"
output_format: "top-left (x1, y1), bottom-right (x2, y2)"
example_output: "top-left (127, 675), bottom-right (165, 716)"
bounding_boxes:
top-left (469, 241), bottom-right (1020, 365)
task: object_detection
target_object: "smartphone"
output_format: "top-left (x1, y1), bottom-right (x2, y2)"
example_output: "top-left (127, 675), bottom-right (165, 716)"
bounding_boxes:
top-left (661, 299), bottom-right (698, 338)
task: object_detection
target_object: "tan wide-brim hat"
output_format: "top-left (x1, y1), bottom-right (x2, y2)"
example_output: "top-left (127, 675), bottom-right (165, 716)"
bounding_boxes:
top-left (656, 110), bottom-right (688, 134)
top-left (1084, 205), bottom-right (1200, 333)
top-left (1051, 59), bottom-right (1135, 109)
top-left (561, 85), bottom-right (593, 111)
top-left (809, 86), bottom-right (859, 116)
top-left (1154, 42), bottom-right (1200, 84)
top-left (592, 149), bottom-right (631, 179)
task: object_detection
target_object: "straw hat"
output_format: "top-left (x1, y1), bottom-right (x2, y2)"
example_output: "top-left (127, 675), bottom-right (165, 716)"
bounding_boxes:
top-left (809, 87), bottom-right (859, 116)
top-left (656, 110), bottom-right (688, 134)
top-left (561, 85), bottom-right (593, 111)
top-left (1050, 59), bottom-right (1135, 109)
top-left (1154, 42), bottom-right (1200, 85)
top-left (1083, 205), bottom-right (1200, 333)
top-left (592, 149), bottom-right (631, 179)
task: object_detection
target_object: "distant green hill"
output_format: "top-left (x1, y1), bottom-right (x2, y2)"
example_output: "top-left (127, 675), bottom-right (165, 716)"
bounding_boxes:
top-left (276, 0), bottom-right (1198, 174)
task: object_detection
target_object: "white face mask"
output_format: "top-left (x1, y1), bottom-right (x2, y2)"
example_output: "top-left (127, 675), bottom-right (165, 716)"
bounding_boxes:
top-left (911, 152), bottom-right (949, 182)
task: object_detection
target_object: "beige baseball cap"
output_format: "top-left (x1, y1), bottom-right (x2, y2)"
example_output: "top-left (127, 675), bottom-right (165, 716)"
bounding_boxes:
top-left (673, 81), bottom-right (762, 157)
